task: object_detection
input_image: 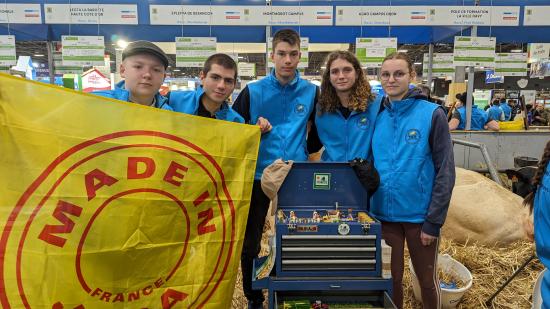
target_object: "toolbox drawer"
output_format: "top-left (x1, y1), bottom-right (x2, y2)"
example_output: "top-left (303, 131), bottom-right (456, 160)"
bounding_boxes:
top-left (274, 290), bottom-right (397, 309)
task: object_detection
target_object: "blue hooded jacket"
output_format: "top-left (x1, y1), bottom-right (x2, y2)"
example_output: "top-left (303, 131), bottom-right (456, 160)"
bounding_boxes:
top-left (168, 87), bottom-right (244, 123)
top-left (534, 164), bottom-right (550, 308)
top-left (370, 95), bottom-right (439, 223)
top-left (487, 105), bottom-right (504, 122)
top-left (315, 95), bottom-right (382, 162)
top-left (456, 105), bottom-right (488, 130)
top-left (248, 69), bottom-right (317, 179)
top-left (92, 81), bottom-right (172, 111)
top-left (501, 103), bottom-right (512, 121)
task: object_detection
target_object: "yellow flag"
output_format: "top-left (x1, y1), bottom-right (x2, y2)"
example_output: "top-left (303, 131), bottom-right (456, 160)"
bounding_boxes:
top-left (0, 74), bottom-right (259, 308)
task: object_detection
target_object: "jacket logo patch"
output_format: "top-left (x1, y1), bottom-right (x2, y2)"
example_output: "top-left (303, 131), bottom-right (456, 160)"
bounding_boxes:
top-left (356, 117), bottom-right (369, 130)
top-left (405, 129), bottom-right (421, 144)
top-left (294, 103), bottom-right (307, 116)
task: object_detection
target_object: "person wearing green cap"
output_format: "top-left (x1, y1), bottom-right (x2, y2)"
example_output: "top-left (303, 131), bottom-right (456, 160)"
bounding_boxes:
top-left (92, 40), bottom-right (172, 110)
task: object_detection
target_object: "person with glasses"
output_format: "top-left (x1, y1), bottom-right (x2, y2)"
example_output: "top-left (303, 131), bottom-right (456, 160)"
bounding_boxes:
top-left (314, 50), bottom-right (382, 162)
top-left (232, 28), bottom-right (319, 309)
top-left (370, 52), bottom-right (455, 308)
top-left (168, 53), bottom-right (244, 123)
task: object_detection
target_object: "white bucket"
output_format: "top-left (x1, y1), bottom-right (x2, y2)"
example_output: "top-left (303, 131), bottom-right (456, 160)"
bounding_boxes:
top-left (532, 268), bottom-right (547, 309)
top-left (409, 254), bottom-right (473, 308)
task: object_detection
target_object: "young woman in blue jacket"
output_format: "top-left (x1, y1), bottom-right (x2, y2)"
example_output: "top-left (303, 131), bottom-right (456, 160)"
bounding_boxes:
top-left (371, 52), bottom-right (455, 308)
top-left (524, 140), bottom-right (550, 309)
top-left (314, 50), bottom-right (381, 162)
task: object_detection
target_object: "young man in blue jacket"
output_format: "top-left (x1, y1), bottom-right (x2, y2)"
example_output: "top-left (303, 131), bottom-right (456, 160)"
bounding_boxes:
top-left (448, 92), bottom-right (499, 131)
top-left (232, 29), bottom-right (318, 309)
top-left (92, 41), bottom-right (172, 111)
top-left (168, 53), bottom-right (244, 123)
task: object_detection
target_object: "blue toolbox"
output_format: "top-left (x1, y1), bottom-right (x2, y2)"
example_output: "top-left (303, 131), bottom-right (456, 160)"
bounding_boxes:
top-left (252, 162), bottom-right (396, 309)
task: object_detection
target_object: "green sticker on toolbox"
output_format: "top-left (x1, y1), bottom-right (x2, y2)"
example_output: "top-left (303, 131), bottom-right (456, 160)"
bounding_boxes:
top-left (313, 173), bottom-right (331, 190)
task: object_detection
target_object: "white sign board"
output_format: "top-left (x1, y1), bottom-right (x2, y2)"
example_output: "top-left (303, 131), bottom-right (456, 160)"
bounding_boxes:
top-left (176, 37), bottom-right (216, 68)
top-left (495, 53), bottom-right (528, 77)
top-left (528, 43), bottom-right (550, 63)
top-left (62, 36), bottom-right (105, 67)
top-left (149, 5), bottom-right (332, 26)
top-left (453, 36), bottom-right (496, 67)
top-left (423, 53), bottom-right (455, 78)
top-left (45, 4), bottom-right (138, 24)
top-left (267, 37), bottom-right (309, 69)
top-left (0, 3), bottom-right (41, 24)
top-left (355, 38), bottom-right (397, 68)
top-left (53, 53), bottom-right (83, 75)
top-left (238, 62), bottom-right (256, 77)
top-left (523, 6), bottom-right (550, 26)
top-left (520, 90), bottom-right (536, 105)
top-left (0, 35), bottom-right (16, 66)
top-left (335, 6), bottom-right (519, 26)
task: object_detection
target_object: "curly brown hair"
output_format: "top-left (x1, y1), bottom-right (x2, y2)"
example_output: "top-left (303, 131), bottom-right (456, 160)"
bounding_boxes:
top-left (524, 140), bottom-right (550, 212)
top-left (319, 50), bottom-right (375, 114)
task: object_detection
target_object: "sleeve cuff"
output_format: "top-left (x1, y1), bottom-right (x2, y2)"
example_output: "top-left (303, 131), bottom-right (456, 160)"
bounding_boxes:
top-left (422, 221), bottom-right (442, 237)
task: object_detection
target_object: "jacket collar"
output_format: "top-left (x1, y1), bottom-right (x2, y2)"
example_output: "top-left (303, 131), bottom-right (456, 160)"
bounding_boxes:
top-left (267, 68), bottom-right (300, 88)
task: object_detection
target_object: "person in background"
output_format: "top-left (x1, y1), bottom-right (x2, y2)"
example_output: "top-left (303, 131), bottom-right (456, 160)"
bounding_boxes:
top-left (524, 140), bottom-right (550, 309)
top-left (526, 104), bottom-right (534, 125)
top-left (232, 28), bottom-right (318, 309)
top-left (92, 40), bottom-right (172, 111)
top-left (448, 92), bottom-right (500, 131)
top-left (487, 99), bottom-right (505, 122)
top-left (371, 52), bottom-right (455, 309)
top-left (500, 97), bottom-right (512, 121)
top-left (417, 84), bottom-right (447, 114)
top-left (533, 103), bottom-right (550, 126)
top-left (314, 50), bottom-right (381, 162)
top-left (168, 53), bottom-right (244, 123)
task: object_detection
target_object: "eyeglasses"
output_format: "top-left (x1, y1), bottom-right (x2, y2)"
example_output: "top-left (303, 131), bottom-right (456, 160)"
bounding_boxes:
top-left (380, 70), bottom-right (409, 81)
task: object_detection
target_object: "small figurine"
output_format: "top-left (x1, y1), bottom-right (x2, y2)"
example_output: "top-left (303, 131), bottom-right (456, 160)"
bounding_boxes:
top-left (347, 208), bottom-right (354, 221)
top-left (312, 210), bottom-right (321, 223)
top-left (277, 209), bottom-right (286, 222)
top-left (289, 211), bottom-right (297, 223)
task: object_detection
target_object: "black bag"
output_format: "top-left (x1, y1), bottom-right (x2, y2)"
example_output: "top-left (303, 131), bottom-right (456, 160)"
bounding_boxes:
top-left (350, 158), bottom-right (380, 195)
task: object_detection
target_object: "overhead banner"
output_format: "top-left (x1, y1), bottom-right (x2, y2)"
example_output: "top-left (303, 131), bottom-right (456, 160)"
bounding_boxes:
top-left (0, 73), bottom-right (259, 308)
top-left (335, 6), bottom-right (519, 26)
top-left (267, 37), bottom-right (309, 69)
top-left (527, 43), bottom-right (550, 63)
top-left (422, 53), bottom-right (455, 78)
top-left (495, 53), bottom-right (528, 76)
top-left (45, 4), bottom-right (138, 25)
top-left (0, 35), bottom-right (16, 66)
top-left (355, 37), bottom-right (397, 68)
top-left (523, 6), bottom-right (550, 26)
top-left (453, 36), bottom-right (496, 67)
top-left (176, 37), bottom-right (217, 68)
top-left (0, 3), bottom-right (41, 24)
top-left (62, 36), bottom-right (105, 67)
top-left (149, 5), bottom-right (332, 26)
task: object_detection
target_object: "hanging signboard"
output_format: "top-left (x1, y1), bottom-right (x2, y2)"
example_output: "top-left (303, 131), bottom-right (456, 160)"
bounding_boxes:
top-left (267, 37), bottom-right (309, 69)
top-left (0, 3), bottom-right (41, 24)
top-left (149, 5), bottom-right (332, 26)
top-left (495, 53), bottom-right (528, 77)
top-left (62, 36), bottom-right (105, 67)
top-left (355, 38), bottom-right (397, 68)
top-left (176, 37), bottom-right (216, 68)
top-left (422, 53), bottom-right (454, 78)
top-left (453, 36), bottom-right (496, 67)
top-left (335, 6), bottom-right (519, 26)
top-left (45, 4), bottom-right (138, 25)
top-left (0, 35), bottom-right (16, 66)
top-left (527, 43), bottom-right (550, 63)
top-left (53, 53), bottom-right (83, 75)
top-left (485, 70), bottom-right (504, 84)
top-left (523, 6), bottom-right (550, 26)
top-left (238, 62), bottom-right (256, 77)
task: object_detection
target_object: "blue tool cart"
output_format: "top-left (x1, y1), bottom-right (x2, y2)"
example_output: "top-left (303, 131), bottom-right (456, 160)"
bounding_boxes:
top-left (252, 162), bottom-right (396, 309)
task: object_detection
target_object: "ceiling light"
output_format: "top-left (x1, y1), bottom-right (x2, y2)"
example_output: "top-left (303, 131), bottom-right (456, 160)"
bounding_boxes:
top-left (117, 39), bottom-right (128, 49)
top-left (398, 49), bottom-right (408, 53)
top-left (173, 69), bottom-right (181, 72)
top-left (34, 54), bottom-right (44, 57)
top-left (414, 62), bottom-right (422, 65)
top-left (510, 49), bottom-right (522, 53)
